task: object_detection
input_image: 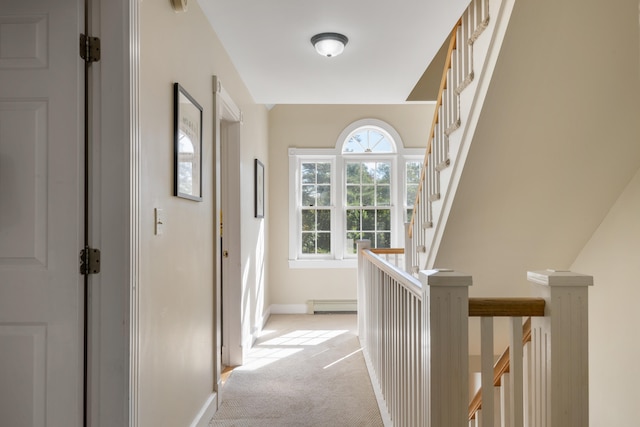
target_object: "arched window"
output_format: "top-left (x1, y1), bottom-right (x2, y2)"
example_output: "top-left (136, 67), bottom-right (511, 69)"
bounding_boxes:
top-left (288, 119), bottom-right (424, 267)
top-left (342, 126), bottom-right (396, 153)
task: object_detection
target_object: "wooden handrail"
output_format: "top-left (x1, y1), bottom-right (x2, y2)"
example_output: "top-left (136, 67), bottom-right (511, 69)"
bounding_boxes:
top-left (468, 317), bottom-right (535, 421)
top-left (370, 248), bottom-right (404, 255)
top-left (408, 19), bottom-right (462, 239)
top-left (468, 298), bottom-right (545, 317)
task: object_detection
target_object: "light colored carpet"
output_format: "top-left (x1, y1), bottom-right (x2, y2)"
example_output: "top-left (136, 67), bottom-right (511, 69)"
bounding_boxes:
top-left (210, 314), bottom-right (384, 427)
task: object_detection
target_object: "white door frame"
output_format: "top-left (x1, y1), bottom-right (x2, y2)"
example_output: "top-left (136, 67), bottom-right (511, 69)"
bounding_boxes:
top-left (213, 77), bottom-right (243, 379)
top-left (87, 0), bottom-right (138, 425)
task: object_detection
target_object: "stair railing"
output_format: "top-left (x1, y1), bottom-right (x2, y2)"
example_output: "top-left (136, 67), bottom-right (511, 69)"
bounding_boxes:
top-left (357, 239), bottom-right (593, 427)
top-left (408, 0), bottom-right (490, 272)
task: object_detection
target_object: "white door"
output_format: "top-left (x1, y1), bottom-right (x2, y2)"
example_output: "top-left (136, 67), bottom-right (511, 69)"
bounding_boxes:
top-left (0, 0), bottom-right (84, 426)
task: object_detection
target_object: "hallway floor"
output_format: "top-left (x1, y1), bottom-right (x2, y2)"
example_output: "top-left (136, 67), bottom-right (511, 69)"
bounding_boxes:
top-left (210, 314), bottom-right (384, 426)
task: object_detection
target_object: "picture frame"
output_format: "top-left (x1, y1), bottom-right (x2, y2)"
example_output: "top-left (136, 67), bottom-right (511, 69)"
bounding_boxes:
top-left (255, 159), bottom-right (265, 218)
top-left (174, 82), bottom-right (203, 201)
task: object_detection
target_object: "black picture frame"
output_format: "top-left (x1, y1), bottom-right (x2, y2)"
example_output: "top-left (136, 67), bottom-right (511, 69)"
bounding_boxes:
top-left (174, 82), bottom-right (203, 201)
top-left (255, 159), bottom-right (265, 218)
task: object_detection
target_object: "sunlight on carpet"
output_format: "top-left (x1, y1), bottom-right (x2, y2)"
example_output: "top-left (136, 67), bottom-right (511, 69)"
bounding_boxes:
top-left (210, 314), bottom-right (384, 427)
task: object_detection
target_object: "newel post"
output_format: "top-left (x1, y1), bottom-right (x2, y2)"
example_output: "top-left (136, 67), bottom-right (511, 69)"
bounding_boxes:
top-left (527, 270), bottom-right (593, 427)
top-left (356, 240), bottom-right (371, 340)
top-left (420, 269), bottom-right (472, 427)
top-left (404, 222), bottom-right (414, 273)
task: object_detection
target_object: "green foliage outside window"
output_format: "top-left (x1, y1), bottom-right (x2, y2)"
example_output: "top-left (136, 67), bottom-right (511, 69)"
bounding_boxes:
top-left (301, 162), bottom-right (332, 255)
top-left (344, 160), bottom-right (392, 253)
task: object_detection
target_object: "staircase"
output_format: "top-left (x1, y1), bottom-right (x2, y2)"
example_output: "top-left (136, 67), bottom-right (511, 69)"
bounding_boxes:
top-left (407, 0), bottom-right (516, 272)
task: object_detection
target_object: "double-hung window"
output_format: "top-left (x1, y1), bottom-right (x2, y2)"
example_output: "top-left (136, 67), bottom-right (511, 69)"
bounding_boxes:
top-left (300, 161), bottom-right (333, 256)
top-left (288, 119), bottom-right (424, 268)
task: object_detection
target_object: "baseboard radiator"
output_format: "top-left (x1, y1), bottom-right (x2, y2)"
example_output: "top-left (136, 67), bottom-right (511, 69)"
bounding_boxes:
top-left (308, 299), bottom-right (357, 314)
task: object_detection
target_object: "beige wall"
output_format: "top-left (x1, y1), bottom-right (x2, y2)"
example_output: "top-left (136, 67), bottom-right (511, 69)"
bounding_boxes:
top-left (435, 0), bottom-right (640, 297)
top-left (431, 0), bottom-right (640, 418)
top-left (571, 168), bottom-right (640, 425)
top-left (268, 104), bottom-right (433, 307)
top-left (139, 2), bottom-right (268, 425)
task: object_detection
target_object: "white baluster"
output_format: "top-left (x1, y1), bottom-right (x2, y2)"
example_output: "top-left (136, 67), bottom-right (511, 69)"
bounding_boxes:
top-left (501, 373), bottom-right (511, 427)
top-left (481, 317), bottom-right (495, 427)
top-left (509, 317), bottom-right (524, 427)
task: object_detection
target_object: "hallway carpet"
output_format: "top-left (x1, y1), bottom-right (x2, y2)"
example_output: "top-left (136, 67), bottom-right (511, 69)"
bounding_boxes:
top-left (209, 314), bottom-right (384, 427)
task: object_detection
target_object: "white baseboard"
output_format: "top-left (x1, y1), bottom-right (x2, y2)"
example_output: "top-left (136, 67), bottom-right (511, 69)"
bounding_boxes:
top-left (269, 304), bottom-right (308, 314)
top-left (260, 305), bottom-right (272, 328)
top-left (189, 392), bottom-right (217, 427)
top-left (309, 299), bottom-right (357, 313)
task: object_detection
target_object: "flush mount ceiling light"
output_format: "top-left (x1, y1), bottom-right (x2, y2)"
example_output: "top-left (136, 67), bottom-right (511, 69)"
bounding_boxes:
top-left (311, 32), bottom-right (349, 57)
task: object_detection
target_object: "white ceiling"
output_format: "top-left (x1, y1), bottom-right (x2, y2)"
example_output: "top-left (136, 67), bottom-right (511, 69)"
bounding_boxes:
top-left (198, 0), bottom-right (469, 105)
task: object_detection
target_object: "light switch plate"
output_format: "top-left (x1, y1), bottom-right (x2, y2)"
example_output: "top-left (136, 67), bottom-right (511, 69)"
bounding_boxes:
top-left (154, 208), bottom-right (164, 236)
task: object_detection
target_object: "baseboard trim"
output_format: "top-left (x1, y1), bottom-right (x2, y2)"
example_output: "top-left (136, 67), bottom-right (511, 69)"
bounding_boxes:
top-left (269, 304), bottom-right (308, 314)
top-left (309, 299), bottom-right (357, 313)
top-left (189, 392), bottom-right (217, 427)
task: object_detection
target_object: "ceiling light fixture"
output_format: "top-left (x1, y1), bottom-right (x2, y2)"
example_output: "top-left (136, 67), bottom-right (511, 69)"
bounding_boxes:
top-left (311, 32), bottom-right (349, 58)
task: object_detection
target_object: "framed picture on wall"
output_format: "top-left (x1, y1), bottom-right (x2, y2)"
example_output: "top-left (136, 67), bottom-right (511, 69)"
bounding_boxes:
top-left (174, 82), bottom-right (203, 201)
top-left (255, 159), bottom-right (265, 218)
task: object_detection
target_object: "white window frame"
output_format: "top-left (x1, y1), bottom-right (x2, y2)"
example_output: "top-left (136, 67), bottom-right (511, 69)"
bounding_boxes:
top-left (288, 119), bottom-right (424, 269)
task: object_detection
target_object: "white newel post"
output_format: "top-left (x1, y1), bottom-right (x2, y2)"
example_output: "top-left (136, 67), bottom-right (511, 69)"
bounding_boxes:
top-left (356, 240), bottom-right (371, 340)
top-left (420, 269), bottom-right (472, 427)
top-left (404, 222), bottom-right (414, 273)
top-left (526, 270), bottom-right (593, 427)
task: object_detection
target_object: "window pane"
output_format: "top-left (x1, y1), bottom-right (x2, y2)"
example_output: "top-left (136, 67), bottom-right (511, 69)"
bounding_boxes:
top-left (362, 185), bottom-right (375, 206)
top-left (302, 163), bottom-right (316, 184)
top-left (346, 209), bottom-right (360, 231)
top-left (376, 162), bottom-right (391, 184)
top-left (342, 128), bottom-right (394, 154)
top-left (317, 209), bottom-right (331, 231)
top-left (374, 137), bottom-right (393, 153)
top-left (317, 233), bottom-right (331, 253)
top-left (301, 233), bottom-right (315, 254)
top-left (406, 184), bottom-right (417, 206)
top-left (345, 232), bottom-right (361, 254)
top-left (346, 163), bottom-right (361, 184)
top-left (344, 134), bottom-right (364, 153)
top-left (346, 185), bottom-right (360, 206)
top-left (363, 232), bottom-right (375, 244)
top-left (377, 186), bottom-right (390, 206)
top-left (302, 185), bottom-right (315, 206)
top-left (317, 163), bottom-right (331, 184)
top-left (362, 162), bottom-right (376, 184)
top-left (406, 208), bottom-right (414, 223)
top-left (362, 209), bottom-right (375, 230)
top-left (406, 161), bottom-right (421, 184)
top-left (302, 210), bottom-right (315, 231)
top-left (377, 232), bottom-right (391, 248)
top-left (316, 185), bottom-right (331, 206)
top-left (376, 209), bottom-right (391, 230)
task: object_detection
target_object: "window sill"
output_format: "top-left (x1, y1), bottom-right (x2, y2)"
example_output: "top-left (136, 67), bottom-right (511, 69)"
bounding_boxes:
top-left (288, 259), bottom-right (357, 269)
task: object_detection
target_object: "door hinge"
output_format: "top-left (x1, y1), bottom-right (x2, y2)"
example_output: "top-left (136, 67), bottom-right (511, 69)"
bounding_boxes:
top-left (79, 34), bottom-right (101, 63)
top-left (80, 247), bottom-right (101, 275)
